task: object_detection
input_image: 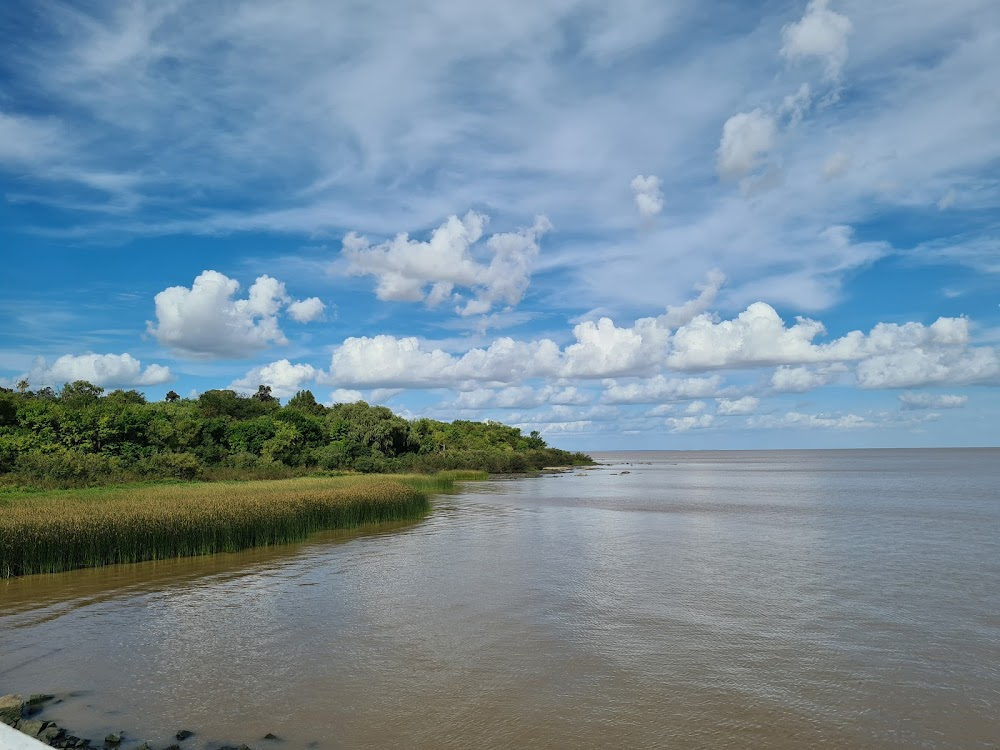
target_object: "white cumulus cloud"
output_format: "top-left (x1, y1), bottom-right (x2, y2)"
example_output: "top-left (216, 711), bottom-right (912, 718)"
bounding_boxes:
top-left (451, 384), bottom-right (592, 410)
top-left (230, 359), bottom-right (317, 399)
top-left (452, 386), bottom-right (539, 410)
top-left (856, 346), bottom-right (1000, 389)
top-left (148, 271), bottom-right (299, 358)
top-left (329, 389), bottom-right (365, 404)
top-left (343, 212), bottom-right (551, 317)
top-left (716, 396), bottom-right (760, 416)
top-left (562, 317), bottom-right (658, 378)
top-left (326, 336), bottom-right (457, 389)
top-left (602, 374), bottom-right (725, 404)
top-left (667, 305), bottom-right (991, 380)
top-left (748, 411), bottom-right (872, 430)
top-left (666, 414), bottom-right (714, 433)
top-left (318, 278), bottom-right (999, 402)
top-left (771, 365), bottom-right (842, 392)
top-left (29, 353), bottom-right (171, 388)
top-left (287, 297), bottom-right (325, 323)
top-left (667, 303), bottom-right (830, 370)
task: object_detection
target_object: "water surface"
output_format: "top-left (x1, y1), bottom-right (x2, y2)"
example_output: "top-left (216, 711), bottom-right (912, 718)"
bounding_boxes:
top-left (2, 449), bottom-right (998, 749)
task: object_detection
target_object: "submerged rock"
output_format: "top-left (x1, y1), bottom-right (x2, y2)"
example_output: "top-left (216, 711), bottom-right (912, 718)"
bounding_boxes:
top-left (0, 694), bottom-right (24, 726)
top-left (263, 733), bottom-right (279, 740)
top-left (54, 734), bottom-right (87, 748)
top-left (176, 730), bottom-right (194, 741)
top-left (27, 694), bottom-right (55, 707)
top-left (105, 732), bottom-right (122, 745)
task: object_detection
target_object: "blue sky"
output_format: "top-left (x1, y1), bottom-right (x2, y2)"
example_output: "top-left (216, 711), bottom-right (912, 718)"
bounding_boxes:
top-left (1, 0), bottom-right (998, 450)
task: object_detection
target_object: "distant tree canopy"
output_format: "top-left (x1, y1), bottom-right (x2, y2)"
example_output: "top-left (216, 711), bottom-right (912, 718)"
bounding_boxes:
top-left (0, 383), bottom-right (592, 487)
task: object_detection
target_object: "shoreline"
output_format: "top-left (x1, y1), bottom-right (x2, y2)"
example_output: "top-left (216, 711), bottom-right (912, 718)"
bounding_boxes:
top-left (2, 694), bottom-right (259, 750)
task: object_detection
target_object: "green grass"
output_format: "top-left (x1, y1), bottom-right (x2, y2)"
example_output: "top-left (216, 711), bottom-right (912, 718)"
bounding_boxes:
top-left (0, 472), bottom-right (485, 578)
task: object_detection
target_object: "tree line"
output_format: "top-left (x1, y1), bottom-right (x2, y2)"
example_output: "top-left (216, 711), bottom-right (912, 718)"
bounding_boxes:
top-left (0, 380), bottom-right (592, 487)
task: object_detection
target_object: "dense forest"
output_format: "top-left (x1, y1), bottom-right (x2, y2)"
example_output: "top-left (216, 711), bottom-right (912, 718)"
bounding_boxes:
top-left (0, 381), bottom-right (592, 487)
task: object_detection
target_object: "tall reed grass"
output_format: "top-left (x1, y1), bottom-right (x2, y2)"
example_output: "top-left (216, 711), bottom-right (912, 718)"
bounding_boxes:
top-left (0, 473), bottom-right (484, 578)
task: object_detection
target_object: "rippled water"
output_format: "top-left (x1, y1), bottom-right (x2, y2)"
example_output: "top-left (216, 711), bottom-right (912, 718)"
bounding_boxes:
top-left (2, 449), bottom-right (999, 749)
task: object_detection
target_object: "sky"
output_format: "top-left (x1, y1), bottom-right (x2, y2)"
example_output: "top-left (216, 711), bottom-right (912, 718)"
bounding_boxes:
top-left (1, 0), bottom-right (998, 450)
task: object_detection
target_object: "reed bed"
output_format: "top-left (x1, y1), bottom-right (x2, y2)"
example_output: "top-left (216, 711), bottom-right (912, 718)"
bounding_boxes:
top-left (0, 473), bottom-right (483, 578)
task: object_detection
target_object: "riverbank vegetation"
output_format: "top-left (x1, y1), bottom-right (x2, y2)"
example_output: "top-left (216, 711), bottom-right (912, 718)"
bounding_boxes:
top-left (0, 381), bottom-right (592, 489)
top-left (0, 472), bottom-right (486, 577)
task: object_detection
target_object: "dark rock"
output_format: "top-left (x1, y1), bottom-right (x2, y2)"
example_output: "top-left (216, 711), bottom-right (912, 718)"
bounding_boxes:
top-left (165, 744), bottom-right (181, 750)
top-left (42, 725), bottom-right (66, 743)
top-left (27, 694), bottom-right (55, 707)
top-left (137, 743), bottom-right (152, 750)
top-left (105, 732), bottom-right (122, 745)
top-left (263, 733), bottom-right (279, 740)
top-left (0, 694), bottom-right (24, 726)
top-left (176, 730), bottom-right (194, 741)
top-left (19, 718), bottom-right (48, 738)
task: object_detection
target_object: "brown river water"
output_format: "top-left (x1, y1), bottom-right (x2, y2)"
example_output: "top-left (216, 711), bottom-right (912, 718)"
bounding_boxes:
top-left (1, 449), bottom-right (998, 749)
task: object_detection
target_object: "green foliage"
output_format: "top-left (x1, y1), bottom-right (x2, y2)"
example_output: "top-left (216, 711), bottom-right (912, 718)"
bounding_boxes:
top-left (252, 384), bottom-right (277, 402)
top-left (0, 392), bottom-right (18, 428)
top-left (106, 389), bottom-right (147, 406)
top-left (1, 380), bottom-right (592, 488)
top-left (60, 380), bottom-right (105, 407)
top-left (137, 451), bottom-right (202, 480)
top-left (286, 389), bottom-right (325, 415)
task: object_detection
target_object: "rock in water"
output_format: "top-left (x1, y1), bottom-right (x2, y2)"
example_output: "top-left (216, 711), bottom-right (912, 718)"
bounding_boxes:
top-left (0, 694), bottom-right (24, 726)
top-left (18, 719), bottom-right (48, 738)
top-left (105, 732), bottom-right (122, 745)
top-left (42, 725), bottom-right (66, 743)
top-left (176, 729), bottom-right (194, 740)
top-left (27, 694), bottom-right (55, 707)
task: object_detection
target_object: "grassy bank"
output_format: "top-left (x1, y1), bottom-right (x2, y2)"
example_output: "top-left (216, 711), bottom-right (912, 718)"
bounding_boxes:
top-left (0, 471), bottom-right (486, 578)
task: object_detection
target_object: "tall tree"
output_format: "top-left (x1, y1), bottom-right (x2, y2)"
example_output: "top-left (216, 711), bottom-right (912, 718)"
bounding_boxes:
top-left (252, 384), bottom-right (276, 403)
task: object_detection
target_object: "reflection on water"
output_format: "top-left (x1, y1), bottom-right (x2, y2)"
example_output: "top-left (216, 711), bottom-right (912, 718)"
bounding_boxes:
top-left (2, 450), bottom-right (999, 749)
